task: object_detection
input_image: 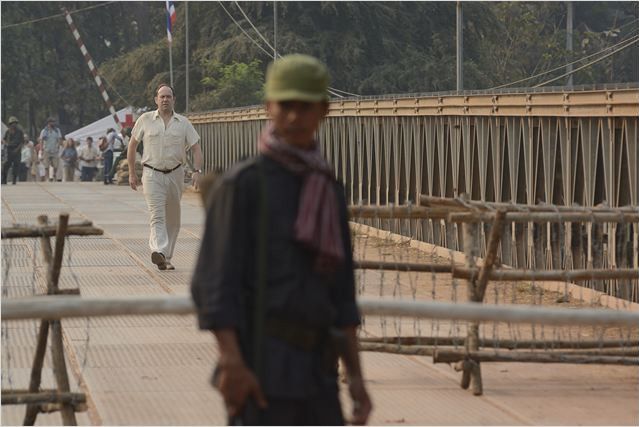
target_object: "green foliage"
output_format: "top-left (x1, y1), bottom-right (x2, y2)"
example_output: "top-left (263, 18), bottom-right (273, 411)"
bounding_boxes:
top-left (1, 1), bottom-right (165, 136)
top-left (193, 59), bottom-right (264, 110)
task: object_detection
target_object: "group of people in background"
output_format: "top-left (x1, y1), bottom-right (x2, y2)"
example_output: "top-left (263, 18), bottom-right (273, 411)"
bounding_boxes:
top-left (1, 116), bottom-right (130, 185)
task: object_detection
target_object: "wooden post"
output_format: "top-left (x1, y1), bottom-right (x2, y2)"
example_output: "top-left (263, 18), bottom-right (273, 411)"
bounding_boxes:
top-left (49, 214), bottom-right (69, 294)
top-left (22, 214), bottom-right (78, 426)
top-left (49, 214), bottom-right (77, 425)
top-left (475, 210), bottom-right (506, 301)
top-left (37, 215), bottom-right (53, 270)
top-left (50, 320), bottom-right (77, 425)
top-left (461, 210), bottom-right (506, 396)
top-left (24, 215), bottom-right (53, 426)
top-left (462, 221), bottom-right (479, 392)
top-left (23, 321), bottom-right (50, 425)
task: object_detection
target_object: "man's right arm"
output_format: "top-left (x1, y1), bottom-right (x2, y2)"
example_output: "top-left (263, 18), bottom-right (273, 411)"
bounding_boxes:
top-left (190, 171), bottom-right (266, 417)
top-left (212, 329), bottom-right (267, 417)
top-left (127, 136), bottom-right (140, 190)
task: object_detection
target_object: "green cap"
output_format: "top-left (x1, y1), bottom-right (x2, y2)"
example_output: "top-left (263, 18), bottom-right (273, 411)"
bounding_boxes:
top-left (265, 54), bottom-right (329, 102)
top-left (8, 116), bottom-right (19, 124)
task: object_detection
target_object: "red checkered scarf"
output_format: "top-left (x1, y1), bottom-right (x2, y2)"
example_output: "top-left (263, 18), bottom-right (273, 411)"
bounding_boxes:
top-left (258, 124), bottom-right (345, 272)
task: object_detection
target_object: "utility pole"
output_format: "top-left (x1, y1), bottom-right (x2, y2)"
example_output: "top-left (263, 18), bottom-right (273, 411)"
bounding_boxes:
top-left (566, 1), bottom-right (574, 87)
top-left (185, 1), bottom-right (190, 112)
top-left (456, 1), bottom-right (464, 92)
top-left (273, 1), bottom-right (278, 60)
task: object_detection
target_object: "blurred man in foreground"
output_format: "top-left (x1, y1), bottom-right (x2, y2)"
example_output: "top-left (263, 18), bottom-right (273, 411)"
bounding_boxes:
top-left (191, 54), bottom-right (372, 425)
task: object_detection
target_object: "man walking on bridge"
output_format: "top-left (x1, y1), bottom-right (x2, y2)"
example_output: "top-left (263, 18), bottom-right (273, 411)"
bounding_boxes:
top-left (128, 83), bottom-right (202, 271)
top-left (2, 116), bottom-right (24, 185)
top-left (191, 54), bottom-right (372, 425)
top-left (38, 117), bottom-right (63, 182)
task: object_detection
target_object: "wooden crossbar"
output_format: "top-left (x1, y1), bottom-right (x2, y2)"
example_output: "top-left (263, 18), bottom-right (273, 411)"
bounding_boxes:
top-left (1, 220), bottom-right (103, 239)
top-left (433, 349), bottom-right (639, 365)
top-left (420, 195), bottom-right (638, 214)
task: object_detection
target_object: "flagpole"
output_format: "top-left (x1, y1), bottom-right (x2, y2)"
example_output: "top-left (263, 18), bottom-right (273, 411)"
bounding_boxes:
top-left (169, 41), bottom-right (174, 87)
top-left (185, 1), bottom-right (189, 112)
top-left (166, 0), bottom-right (175, 87)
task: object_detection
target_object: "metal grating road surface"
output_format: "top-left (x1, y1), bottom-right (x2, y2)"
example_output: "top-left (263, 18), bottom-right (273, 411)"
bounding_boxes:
top-left (2, 182), bottom-right (638, 426)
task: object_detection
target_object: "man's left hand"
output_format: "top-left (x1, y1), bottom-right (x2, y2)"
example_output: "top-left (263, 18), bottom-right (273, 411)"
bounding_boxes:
top-left (348, 377), bottom-right (372, 425)
top-left (192, 171), bottom-right (201, 191)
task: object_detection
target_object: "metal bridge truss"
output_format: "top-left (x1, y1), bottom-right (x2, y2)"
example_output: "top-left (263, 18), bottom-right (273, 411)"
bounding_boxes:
top-left (188, 87), bottom-right (639, 300)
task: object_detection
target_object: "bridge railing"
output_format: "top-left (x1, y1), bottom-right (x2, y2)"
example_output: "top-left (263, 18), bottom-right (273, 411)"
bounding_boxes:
top-left (186, 86), bottom-right (639, 300)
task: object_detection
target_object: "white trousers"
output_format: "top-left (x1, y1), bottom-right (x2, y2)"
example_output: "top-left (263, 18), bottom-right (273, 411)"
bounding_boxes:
top-left (142, 166), bottom-right (184, 261)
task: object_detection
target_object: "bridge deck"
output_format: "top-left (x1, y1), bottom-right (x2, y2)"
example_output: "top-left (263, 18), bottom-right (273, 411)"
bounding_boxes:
top-left (1, 183), bottom-right (637, 425)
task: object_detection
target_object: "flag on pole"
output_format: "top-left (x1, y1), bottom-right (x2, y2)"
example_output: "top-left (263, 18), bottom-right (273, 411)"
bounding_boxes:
top-left (166, 1), bottom-right (176, 43)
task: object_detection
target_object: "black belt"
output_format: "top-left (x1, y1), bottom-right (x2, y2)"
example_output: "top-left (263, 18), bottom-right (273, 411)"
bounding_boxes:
top-left (264, 317), bottom-right (329, 352)
top-left (143, 163), bottom-right (181, 174)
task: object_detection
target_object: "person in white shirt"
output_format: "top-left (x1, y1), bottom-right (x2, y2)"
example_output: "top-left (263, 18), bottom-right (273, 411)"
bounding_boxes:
top-left (20, 136), bottom-right (35, 182)
top-left (78, 137), bottom-right (100, 181)
top-left (127, 83), bottom-right (203, 271)
top-left (107, 127), bottom-right (131, 183)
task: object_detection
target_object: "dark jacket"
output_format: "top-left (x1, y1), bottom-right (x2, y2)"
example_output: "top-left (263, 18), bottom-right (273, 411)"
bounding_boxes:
top-left (3, 128), bottom-right (24, 156)
top-left (191, 154), bottom-right (359, 399)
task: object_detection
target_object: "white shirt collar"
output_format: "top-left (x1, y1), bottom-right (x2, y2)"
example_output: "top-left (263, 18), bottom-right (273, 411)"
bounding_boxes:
top-left (153, 110), bottom-right (179, 121)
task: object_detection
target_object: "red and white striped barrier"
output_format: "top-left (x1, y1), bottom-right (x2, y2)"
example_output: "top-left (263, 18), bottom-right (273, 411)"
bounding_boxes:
top-left (63, 9), bottom-right (122, 131)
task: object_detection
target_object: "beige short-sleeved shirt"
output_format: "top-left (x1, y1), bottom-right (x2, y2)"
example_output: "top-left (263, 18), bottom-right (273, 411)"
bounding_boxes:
top-left (132, 110), bottom-right (200, 170)
top-left (78, 144), bottom-right (100, 168)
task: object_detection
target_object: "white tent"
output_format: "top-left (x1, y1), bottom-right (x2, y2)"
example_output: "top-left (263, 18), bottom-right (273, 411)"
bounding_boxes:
top-left (66, 107), bottom-right (135, 143)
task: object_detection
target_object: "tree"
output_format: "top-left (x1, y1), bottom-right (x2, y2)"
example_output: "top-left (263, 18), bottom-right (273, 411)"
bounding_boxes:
top-left (191, 59), bottom-right (264, 111)
top-left (2, 1), bottom-right (637, 130)
top-left (1, 1), bottom-right (165, 135)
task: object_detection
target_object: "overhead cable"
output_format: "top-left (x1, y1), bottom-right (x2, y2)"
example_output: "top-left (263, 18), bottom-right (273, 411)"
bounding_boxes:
top-left (101, 75), bottom-right (133, 107)
top-left (1, 1), bottom-right (117, 30)
top-left (217, 1), bottom-right (274, 58)
top-left (228, 1), bottom-right (360, 97)
top-left (234, 1), bottom-right (276, 56)
top-left (616, 17), bottom-right (639, 32)
top-left (489, 30), bottom-right (639, 90)
top-left (533, 36), bottom-right (639, 87)
top-left (219, 2), bottom-right (343, 97)
top-left (226, 2), bottom-right (343, 97)
top-left (327, 87), bottom-right (361, 97)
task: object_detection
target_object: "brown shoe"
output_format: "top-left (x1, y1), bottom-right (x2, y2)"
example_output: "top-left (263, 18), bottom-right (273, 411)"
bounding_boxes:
top-left (151, 252), bottom-right (167, 270)
top-left (165, 262), bottom-right (175, 271)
